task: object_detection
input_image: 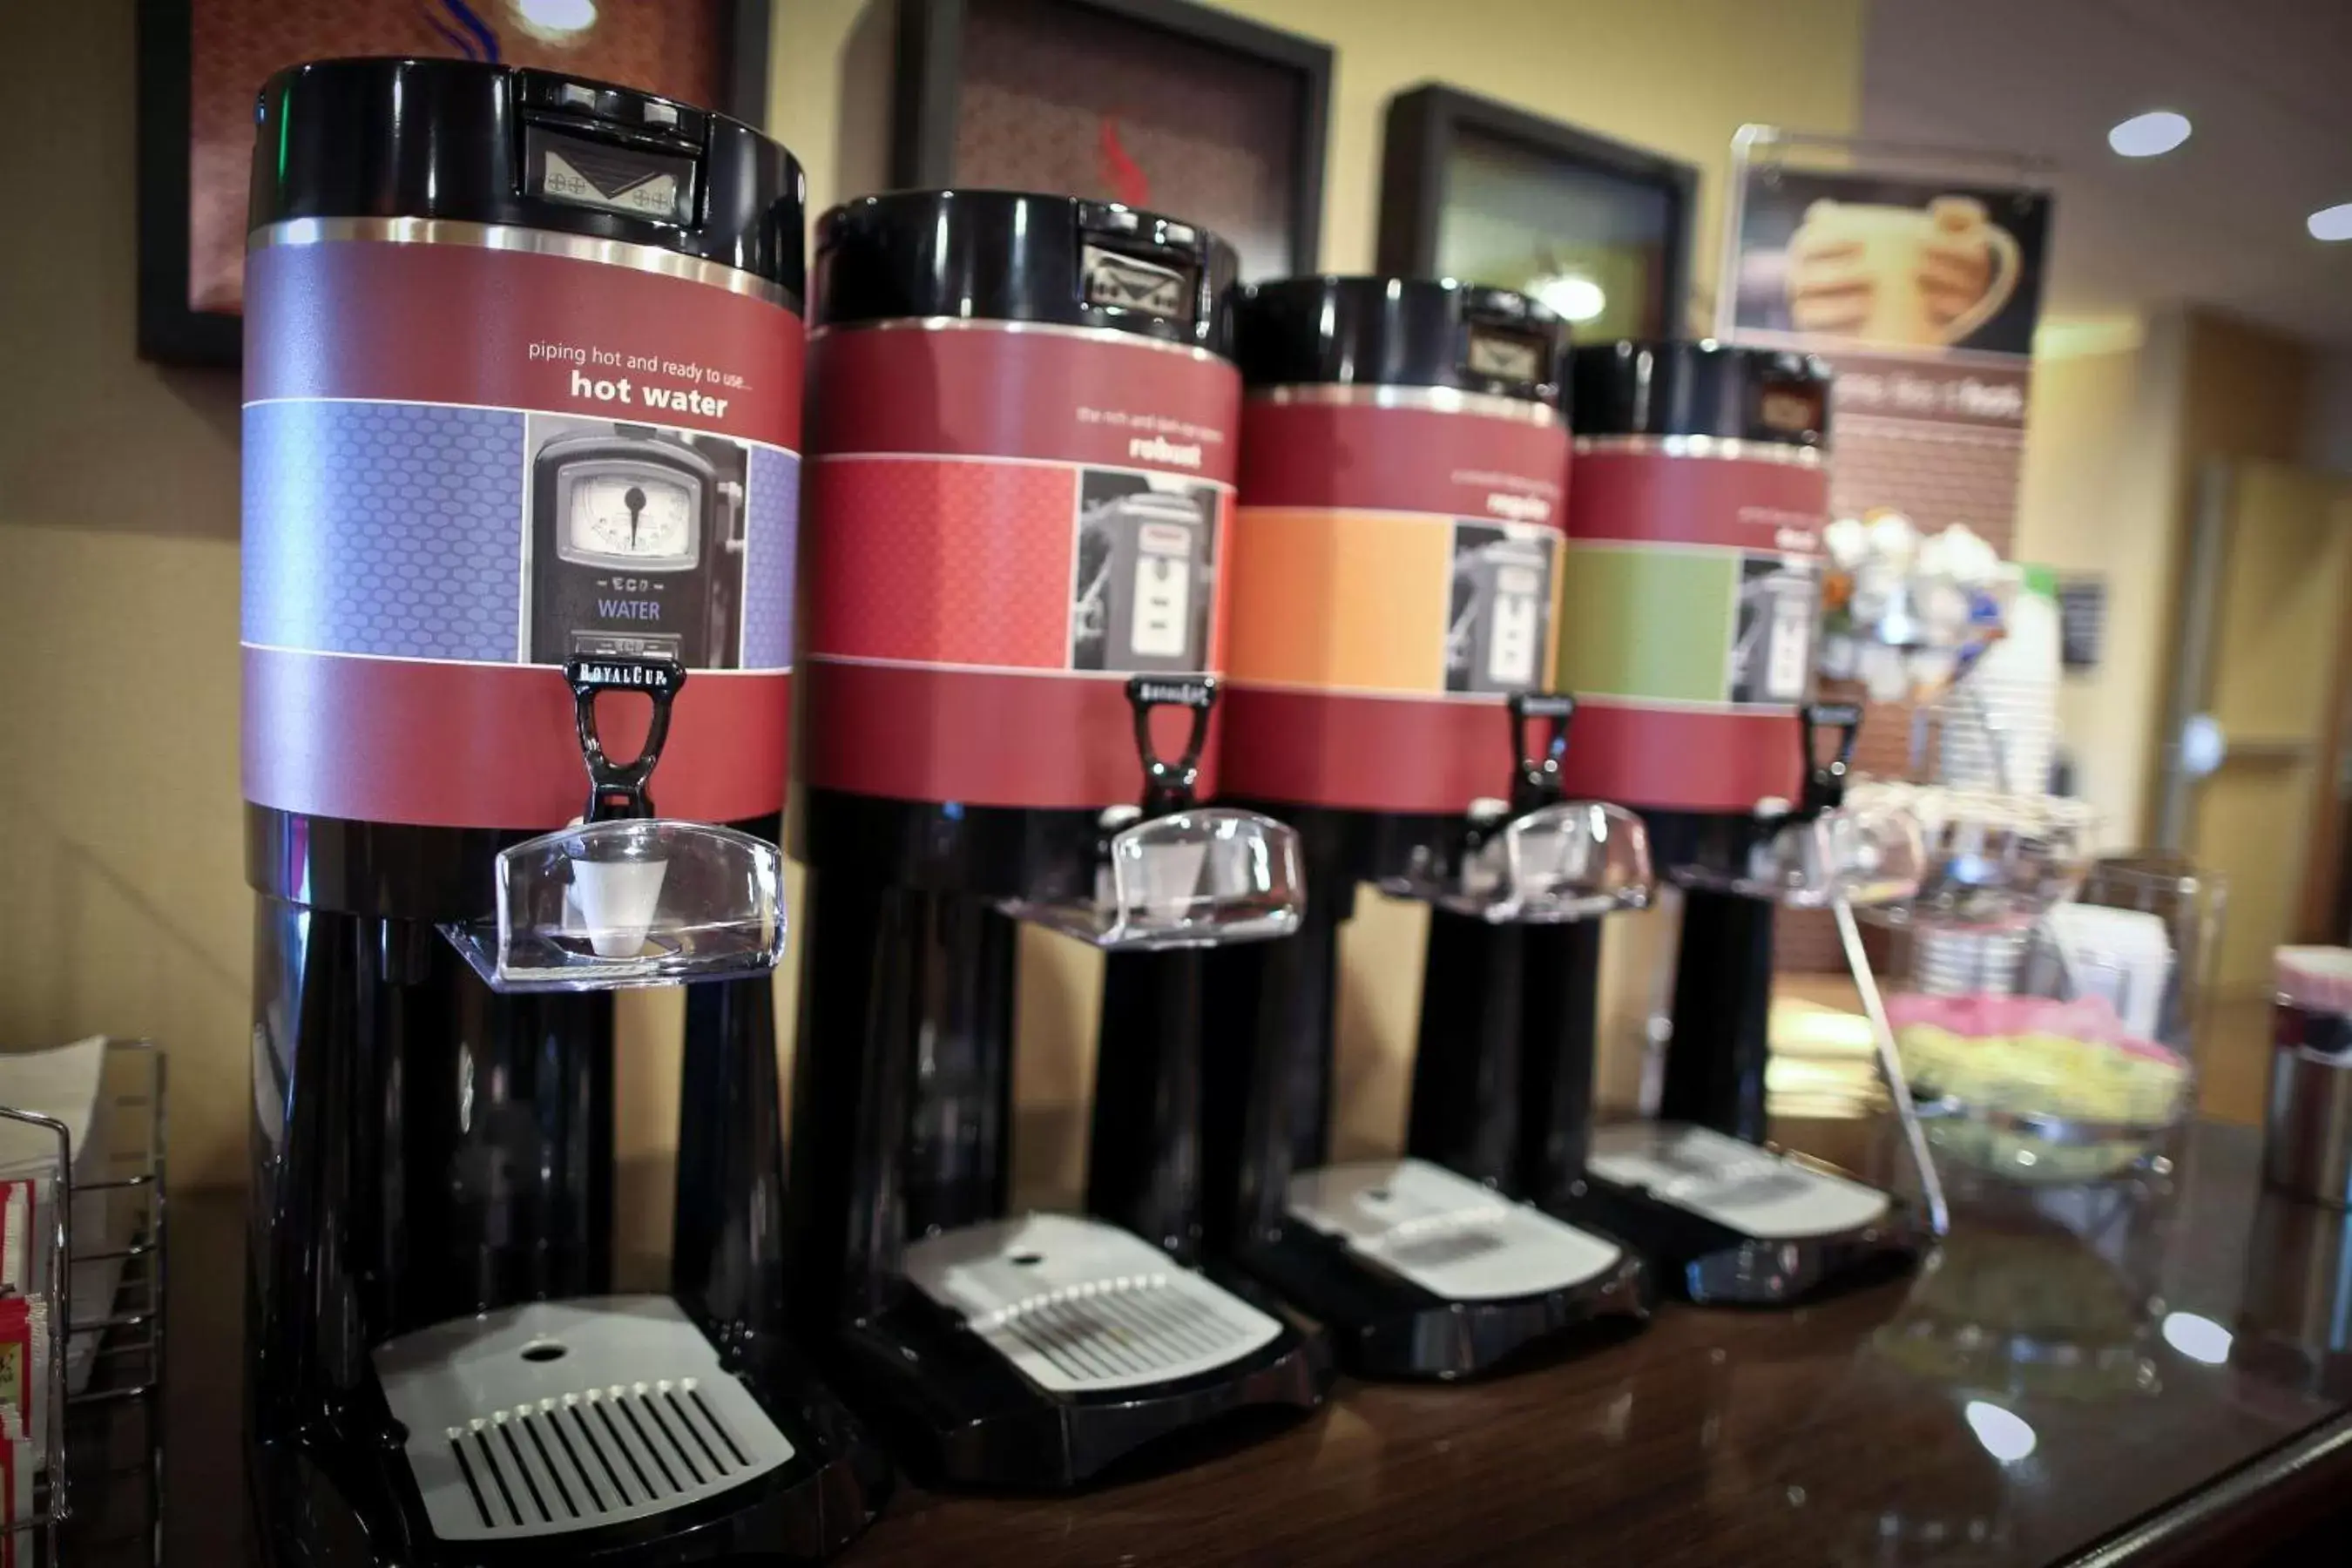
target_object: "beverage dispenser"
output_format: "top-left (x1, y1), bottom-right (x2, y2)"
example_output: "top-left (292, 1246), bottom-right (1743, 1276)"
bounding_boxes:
top-left (241, 59), bottom-right (883, 1562)
top-left (1529, 339), bottom-right (1930, 1303)
top-left (1196, 278), bottom-right (1653, 1378)
top-left (783, 191), bottom-right (1328, 1488)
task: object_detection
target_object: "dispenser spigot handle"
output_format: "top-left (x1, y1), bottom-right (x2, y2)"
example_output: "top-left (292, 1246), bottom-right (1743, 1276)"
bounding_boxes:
top-left (1126, 674), bottom-right (1217, 818)
top-left (565, 655), bottom-right (686, 822)
top-left (1794, 700), bottom-right (1863, 821)
top-left (1508, 693), bottom-right (1577, 816)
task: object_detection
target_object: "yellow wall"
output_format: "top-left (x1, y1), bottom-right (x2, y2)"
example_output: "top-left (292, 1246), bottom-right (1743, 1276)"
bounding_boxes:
top-left (0, 0), bottom-right (1866, 1194)
top-left (2013, 317), bottom-right (2186, 847)
top-left (2013, 308), bottom-right (2318, 855)
top-left (0, 2), bottom-right (251, 1186)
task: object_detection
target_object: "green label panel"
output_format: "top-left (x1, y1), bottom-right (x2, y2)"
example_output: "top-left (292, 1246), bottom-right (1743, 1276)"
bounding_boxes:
top-left (1556, 543), bottom-right (1737, 703)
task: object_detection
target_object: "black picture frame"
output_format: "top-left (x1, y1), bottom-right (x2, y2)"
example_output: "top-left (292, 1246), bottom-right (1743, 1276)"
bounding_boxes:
top-left (891, 0), bottom-right (1331, 275)
top-left (1376, 84), bottom-right (1696, 337)
top-left (132, 0), bottom-right (775, 368)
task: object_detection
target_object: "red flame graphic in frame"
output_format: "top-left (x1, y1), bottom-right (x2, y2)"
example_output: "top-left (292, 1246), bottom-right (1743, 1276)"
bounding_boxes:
top-left (1098, 116), bottom-right (1151, 208)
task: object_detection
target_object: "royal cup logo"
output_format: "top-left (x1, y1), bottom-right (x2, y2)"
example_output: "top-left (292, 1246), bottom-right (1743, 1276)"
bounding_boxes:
top-left (1081, 245), bottom-right (1190, 320)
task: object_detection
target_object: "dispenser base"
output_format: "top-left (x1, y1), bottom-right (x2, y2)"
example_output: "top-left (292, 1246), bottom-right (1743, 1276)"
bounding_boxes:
top-left (827, 1214), bottom-right (1330, 1489)
top-left (1564, 1123), bottom-right (1926, 1305)
top-left (1242, 1158), bottom-right (1651, 1379)
top-left (251, 1296), bottom-right (889, 1567)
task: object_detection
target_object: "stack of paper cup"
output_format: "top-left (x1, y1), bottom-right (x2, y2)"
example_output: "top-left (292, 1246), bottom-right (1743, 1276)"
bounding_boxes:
top-left (1916, 571), bottom-right (2065, 993)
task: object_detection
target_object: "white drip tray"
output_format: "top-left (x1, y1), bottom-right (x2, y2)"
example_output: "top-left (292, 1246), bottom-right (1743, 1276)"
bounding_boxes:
top-left (1587, 1123), bottom-right (1891, 1240)
top-left (902, 1213), bottom-right (1282, 1396)
top-left (1286, 1158), bottom-right (1623, 1301)
top-left (373, 1295), bottom-right (793, 1543)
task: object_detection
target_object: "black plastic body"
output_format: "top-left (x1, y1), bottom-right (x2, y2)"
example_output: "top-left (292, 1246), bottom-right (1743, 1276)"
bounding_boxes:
top-left (1567, 338), bottom-right (1832, 447)
top-left (1194, 280), bottom-right (1646, 1379)
top-left (247, 814), bottom-right (887, 1566)
top-left (813, 188), bottom-right (1238, 349)
top-left (786, 193), bottom-right (1324, 1488)
top-left (250, 57), bottom-right (805, 308)
top-left (1545, 878), bottom-right (1923, 1304)
top-left (782, 872), bottom-right (1328, 1488)
top-left (1659, 888), bottom-right (1777, 1145)
top-left (1232, 275), bottom-right (1565, 402)
top-left (1564, 1169), bottom-right (1926, 1306)
top-left (241, 58), bottom-right (875, 1564)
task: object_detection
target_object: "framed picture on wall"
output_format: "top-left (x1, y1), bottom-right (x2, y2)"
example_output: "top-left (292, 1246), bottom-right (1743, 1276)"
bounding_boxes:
top-left (134, 0), bottom-right (773, 367)
top-left (892, 0), bottom-right (1331, 279)
top-left (1377, 84), bottom-right (1696, 341)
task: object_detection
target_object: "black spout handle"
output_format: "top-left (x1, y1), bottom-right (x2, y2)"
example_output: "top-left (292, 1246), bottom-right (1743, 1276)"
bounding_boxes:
top-left (565, 655), bottom-right (686, 822)
top-left (1508, 692), bottom-right (1577, 816)
top-left (1794, 700), bottom-right (1863, 821)
top-left (1127, 674), bottom-right (1217, 817)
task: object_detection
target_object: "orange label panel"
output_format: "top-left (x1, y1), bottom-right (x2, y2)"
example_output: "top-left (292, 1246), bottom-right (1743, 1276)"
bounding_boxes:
top-left (1227, 506), bottom-right (1562, 698)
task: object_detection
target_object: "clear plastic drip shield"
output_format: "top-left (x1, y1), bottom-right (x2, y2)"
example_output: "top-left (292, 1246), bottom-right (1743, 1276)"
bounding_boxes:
top-left (442, 819), bottom-right (787, 991)
top-left (1384, 801), bottom-right (1654, 923)
top-left (1842, 779), bottom-right (2097, 931)
top-left (1676, 802), bottom-right (1926, 909)
top-left (1003, 808), bottom-right (1302, 951)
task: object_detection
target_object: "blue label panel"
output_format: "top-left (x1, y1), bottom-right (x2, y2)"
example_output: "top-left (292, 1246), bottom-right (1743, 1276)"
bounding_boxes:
top-left (741, 445), bottom-right (798, 670)
top-left (242, 401), bottom-right (525, 663)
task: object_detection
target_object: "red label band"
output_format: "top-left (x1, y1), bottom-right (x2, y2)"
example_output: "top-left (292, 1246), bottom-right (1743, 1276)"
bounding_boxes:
top-left (245, 240), bottom-right (803, 443)
top-left (1565, 449), bottom-right (1828, 554)
top-left (1557, 701), bottom-right (1802, 815)
top-left (1219, 687), bottom-right (1525, 814)
top-left (246, 648), bottom-right (788, 829)
top-left (808, 323), bottom-right (1240, 483)
top-left (1240, 400), bottom-right (1568, 525)
top-left (800, 661), bottom-right (1220, 810)
top-left (803, 321), bottom-right (1240, 808)
top-left (243, 237), bottom-right (801, 828)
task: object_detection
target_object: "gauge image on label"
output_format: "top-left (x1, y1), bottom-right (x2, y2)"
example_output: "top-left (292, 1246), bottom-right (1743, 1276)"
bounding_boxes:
top-left (1071, 470), bottom-right (1220, 673)
top-left (1732, 553), bottom-right (1821, 705)
top-left (524, 414), bottom-right (754, 667)
top-left (1445, 521), bottom-right (1558, 694)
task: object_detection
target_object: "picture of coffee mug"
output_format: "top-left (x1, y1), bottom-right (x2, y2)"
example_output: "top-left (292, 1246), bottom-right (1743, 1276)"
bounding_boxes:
top-left (1785, 195), bottom-right (2023, 348)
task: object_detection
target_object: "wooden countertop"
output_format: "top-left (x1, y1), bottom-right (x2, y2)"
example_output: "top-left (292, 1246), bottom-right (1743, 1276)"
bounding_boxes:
top-left (140, 1122), bottom-right (2352, 1566)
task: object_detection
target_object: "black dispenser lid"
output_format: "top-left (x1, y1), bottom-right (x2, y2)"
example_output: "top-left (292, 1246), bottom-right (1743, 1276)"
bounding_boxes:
top-left (1233, 277), bottom-right (1566, 406)
top-left (248, 57), bottom-right (807, 303)
top-left (813, 190), bottom-right (1239, 358)
top-left (1569, 340), bottom-right (1833, 449)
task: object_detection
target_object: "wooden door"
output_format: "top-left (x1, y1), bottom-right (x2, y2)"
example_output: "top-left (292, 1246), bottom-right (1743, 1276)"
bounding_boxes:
top-left (2175, 462), bottom-right (2352, 997)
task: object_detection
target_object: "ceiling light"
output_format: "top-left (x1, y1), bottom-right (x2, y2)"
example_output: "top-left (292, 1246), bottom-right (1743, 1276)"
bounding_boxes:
top-left (1532, 274), bottom-right (1607, 324)
top-left (516, 0), bottom-right (598, 36)
top-left (2310, 203), bottom-right (2352, 241)
top-left (2107, 111), bottom-right (2191, 158)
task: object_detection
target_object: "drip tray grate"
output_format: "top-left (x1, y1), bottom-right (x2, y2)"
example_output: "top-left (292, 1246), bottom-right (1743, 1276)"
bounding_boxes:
top-left (375, 1295), bottom-right (793, 1542)
top-left (904, 1213), bottom-right (1281, 1396)
top-left (1287, 1158), bottom-right (1624, 1301)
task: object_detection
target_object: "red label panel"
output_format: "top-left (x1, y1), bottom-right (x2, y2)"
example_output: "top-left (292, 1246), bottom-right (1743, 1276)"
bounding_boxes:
top-left (807, 460), bottom-right (1079, 669)
top-left (801, 662), bottom-right (1220, 810)
top-left (802, 321), bottom-right (1240, 809)
top-left (245, 240), bottom-right (801, 446)
top-left (1240, 401), bottom-right (1568, 525)
top-left (808, 324), bottom-right (1240, 483)
top-left (1558, 700), bottom-right (1801, 816)
top-left (246, 647), bottom-right (787, 829)
top-left (1220, 688), bottom-right (1526, 815)
top-left (1566, 449), bottom-right (1828, 554)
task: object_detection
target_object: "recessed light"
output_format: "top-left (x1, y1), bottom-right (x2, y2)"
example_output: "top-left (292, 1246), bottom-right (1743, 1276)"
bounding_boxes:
top-left (517, 0), bottom-right (598, 35)
top-left (2108, 111), bottom-right (2191, 158)
top-left (2310, 203), bottom-right (2352, 241)
top-left (1531, 274), bottom-right (1607, 324)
